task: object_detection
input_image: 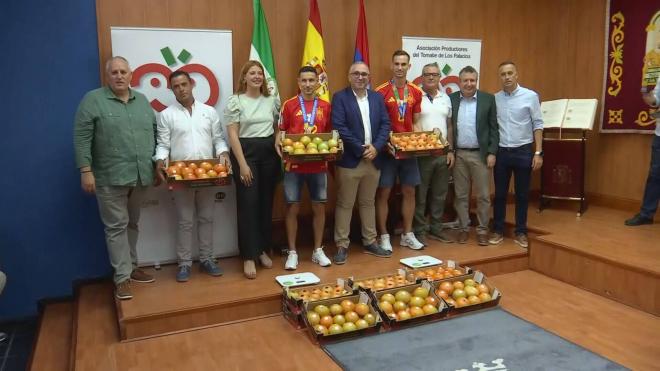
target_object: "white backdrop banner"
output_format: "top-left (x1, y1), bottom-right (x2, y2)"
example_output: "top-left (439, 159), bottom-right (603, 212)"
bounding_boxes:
top-left (111, 27), bottom-right (238, 266)
top-left (402, 36), bottom-right (482, 94)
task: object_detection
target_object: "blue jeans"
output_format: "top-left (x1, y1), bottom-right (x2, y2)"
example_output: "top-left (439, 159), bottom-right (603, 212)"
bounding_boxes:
top-left (378, 156), bottom-right (421, 187)
top-left (283, 172), bottom-right (328, 203)
top-left (492, 144), bottom-right (533, 235)
top-left (640, 135), bottom-right (660, 219)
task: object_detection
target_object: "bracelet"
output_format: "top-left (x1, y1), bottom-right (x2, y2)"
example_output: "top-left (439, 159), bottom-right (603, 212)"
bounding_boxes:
top-left (80, 170), bottom-right (92, 174)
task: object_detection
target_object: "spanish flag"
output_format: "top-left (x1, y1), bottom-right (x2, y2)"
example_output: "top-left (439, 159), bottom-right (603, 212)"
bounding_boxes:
top-left (301, 0), bottom-right (329, 102)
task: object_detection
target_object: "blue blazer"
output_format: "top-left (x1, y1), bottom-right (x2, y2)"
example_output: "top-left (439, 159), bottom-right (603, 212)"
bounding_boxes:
top-left (331, 87), bottom-right (391, 169)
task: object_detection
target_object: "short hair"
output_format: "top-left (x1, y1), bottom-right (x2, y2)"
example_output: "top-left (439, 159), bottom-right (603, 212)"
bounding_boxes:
top-left (392, 49), bottom-right (410, 61)
top-left (236, 60), bottom-right (270, 96)
top-left (459, 65), bottom-right (478, 77)
top-left (498, 60), bottom-right (517, 69)
top-left (348, 61), bottom-right (369, 73)
top-left (169, 70), bottom-right (192, 84)
top-left (105, 56), bottom-right (130, 72)
top-left (299, 65), bottom-right (318, 76)
top-left (422, 62), bottom-right (440, 72)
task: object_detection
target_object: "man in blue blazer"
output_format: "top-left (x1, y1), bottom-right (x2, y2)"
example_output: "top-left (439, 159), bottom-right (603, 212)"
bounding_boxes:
top-left (331, 61), bottom-right (392, 264)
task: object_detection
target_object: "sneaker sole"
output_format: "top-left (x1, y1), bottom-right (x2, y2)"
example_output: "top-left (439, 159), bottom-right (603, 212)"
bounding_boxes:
top-left (400, 243), bottom-right (424, 250)
top-left (115, 293), bottom-right (133, 300)
top-left (176, 277), bottom-right (189, 283)
top-left (312, 258), bottom-right (331, 267)
top-left (285, 266), bottom-right (297, 270)
top-left (334, 259), bottom-right (347, 265)
top-left (363, 250), bottom-right (392, 258)
top-left (428, 236), bottom-right (454, 243)
top-left (514, 240), bottom-right (529, 248)
top-left (131, 278), bottom-right (155, 283)
top-left (202, 271), bottom-right (223, 276)
top-left (488, 239), bottom-right (503, 245)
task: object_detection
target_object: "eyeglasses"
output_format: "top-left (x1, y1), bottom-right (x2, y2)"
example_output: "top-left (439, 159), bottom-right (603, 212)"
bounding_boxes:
top-left (350, 72), bottom-right (370, 77)
top-left (423, 73), bottom-right (440, 77)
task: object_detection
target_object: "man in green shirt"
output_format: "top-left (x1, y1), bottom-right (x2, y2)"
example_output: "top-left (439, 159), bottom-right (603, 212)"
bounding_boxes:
top-left (74, 56), bottom-right (157, 300)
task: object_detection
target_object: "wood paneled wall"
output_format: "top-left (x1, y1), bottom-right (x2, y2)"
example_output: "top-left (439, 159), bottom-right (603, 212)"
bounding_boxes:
top-left (96, 0), bottom-right (652, 209)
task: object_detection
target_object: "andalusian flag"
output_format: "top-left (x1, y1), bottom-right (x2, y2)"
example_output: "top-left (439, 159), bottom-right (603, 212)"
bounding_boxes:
top-left (301, 0), bottom-right (329, 102)
top-left (249, 0), bottom-right (279, 101)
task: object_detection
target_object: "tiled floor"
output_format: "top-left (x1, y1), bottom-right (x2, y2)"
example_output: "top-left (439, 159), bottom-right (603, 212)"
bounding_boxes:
top-left (0, 318), bottom-right (37, 371)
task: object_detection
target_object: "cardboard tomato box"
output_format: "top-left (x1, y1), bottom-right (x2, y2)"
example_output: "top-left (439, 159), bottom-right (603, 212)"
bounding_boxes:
top-left (302, 292), bottom-right (383, 344)
top-left (280, 130), bottom-right (344, 163)
top-left (282, 279), bottom-right (355, 330)
top-left (347, 270), bottom-right (417, 293)
top-left (164, 158), bottom-right (232, 190)
top-left (404, 260), bottom-right (472, 283)
top-left (370, 280), bottom-right (448, 329)
top-left (389, 128), bottom-right (447, 159)
top-left (432, 271), bottom-right (501, 317)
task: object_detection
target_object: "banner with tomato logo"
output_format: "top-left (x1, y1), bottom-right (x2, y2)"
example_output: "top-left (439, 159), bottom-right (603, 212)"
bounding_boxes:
top-left (111, 27), bottom-right (233, 115)
top-left (402, 36), bottom-right (482, 95)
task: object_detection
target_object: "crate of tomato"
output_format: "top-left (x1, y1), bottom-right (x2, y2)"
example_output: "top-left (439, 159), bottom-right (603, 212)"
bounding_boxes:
top-left (389, 128), bottom-right (447, 159)
top-left (303, 291), bottom-right (383, 344)
top-left (370, 280), bottom-right (449, 329)
top-left (282, 279), bottom-right (355, 330)
top-left (433, 271), bottom-right (501, 317)
top-left (164, 158), bottom-right (232, 190)
top-left (280, 130), bottom-right (343, 163)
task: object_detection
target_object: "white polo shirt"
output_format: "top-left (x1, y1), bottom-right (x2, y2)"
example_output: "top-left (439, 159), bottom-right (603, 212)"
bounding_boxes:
top-left (419, 88), bottom-right (452, 141)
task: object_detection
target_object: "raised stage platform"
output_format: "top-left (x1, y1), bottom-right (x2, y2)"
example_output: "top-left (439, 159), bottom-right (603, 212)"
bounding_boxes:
top-left (30, 203), bottom-right (660, 370)
top-left (522, 202), bottom-right (660, 315)
top-left (117, 231), bottom-right (528, 340)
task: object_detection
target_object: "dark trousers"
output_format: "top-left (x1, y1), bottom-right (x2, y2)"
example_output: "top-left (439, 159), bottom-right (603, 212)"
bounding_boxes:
top-left (492, 144), bottom-right (533, 235)
top-left (230, 136), bottom-right (281, 260)
top-left (640, 135), bottom-right (660, 219)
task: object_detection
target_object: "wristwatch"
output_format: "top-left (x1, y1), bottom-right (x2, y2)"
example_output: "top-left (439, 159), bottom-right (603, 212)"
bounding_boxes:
top-left (534, 151), bottom-right (544, 156)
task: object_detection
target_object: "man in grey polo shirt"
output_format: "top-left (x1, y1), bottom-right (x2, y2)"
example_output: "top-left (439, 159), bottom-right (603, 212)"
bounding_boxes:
top-left (74, 56), bottom-right (157, 300)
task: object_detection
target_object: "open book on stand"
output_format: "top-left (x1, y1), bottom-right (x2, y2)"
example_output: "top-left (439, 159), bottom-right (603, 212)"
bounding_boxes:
top-left (540, 99), bottom-right (598, 130)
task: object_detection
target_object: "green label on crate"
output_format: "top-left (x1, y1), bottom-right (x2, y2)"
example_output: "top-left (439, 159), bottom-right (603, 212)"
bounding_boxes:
top-left (283, 281), bottom-right (293, 286)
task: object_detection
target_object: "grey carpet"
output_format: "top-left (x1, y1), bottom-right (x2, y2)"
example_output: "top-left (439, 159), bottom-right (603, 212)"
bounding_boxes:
top-left (322, 308), bottom-right (627, 371)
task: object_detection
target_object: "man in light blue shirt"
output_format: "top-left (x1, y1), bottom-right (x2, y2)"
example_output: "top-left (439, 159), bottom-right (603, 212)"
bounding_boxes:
top-left (625, 77), bottom-right (660, 226)
top-left (490, 61), bottom-right (543, 248)
top-left (449, 66), bottom-right (499, 245)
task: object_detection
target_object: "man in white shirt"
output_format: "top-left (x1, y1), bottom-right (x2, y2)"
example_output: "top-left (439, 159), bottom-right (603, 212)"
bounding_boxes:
top-left (331, 62), bottom-right (392, 264)
top-left (413, 62), bottom-right (455, 244)
top-left (155, 70), bottom-right (230, 282)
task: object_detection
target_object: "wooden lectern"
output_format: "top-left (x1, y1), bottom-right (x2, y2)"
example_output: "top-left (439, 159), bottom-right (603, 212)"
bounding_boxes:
top-left (537, 99), bottom-right (597, 216)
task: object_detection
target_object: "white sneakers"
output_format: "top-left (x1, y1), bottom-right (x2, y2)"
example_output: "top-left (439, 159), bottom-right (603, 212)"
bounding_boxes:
top-left (379, 234), bottom-right (393, 252)
top-left (285, 251), bottom-right (298, 270)
top-left (400, 232), bottom-right (424, 250)
top-left (285, 248), bottom-right (332, 270)
top-left (312, 247), bottom-right (332, 267)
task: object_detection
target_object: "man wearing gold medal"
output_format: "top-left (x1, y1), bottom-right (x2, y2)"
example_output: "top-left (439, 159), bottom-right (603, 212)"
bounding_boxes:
top-left (276, 66), bottom-right (333, 269)
top-left (375, 50), bottom-right (425, 251)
